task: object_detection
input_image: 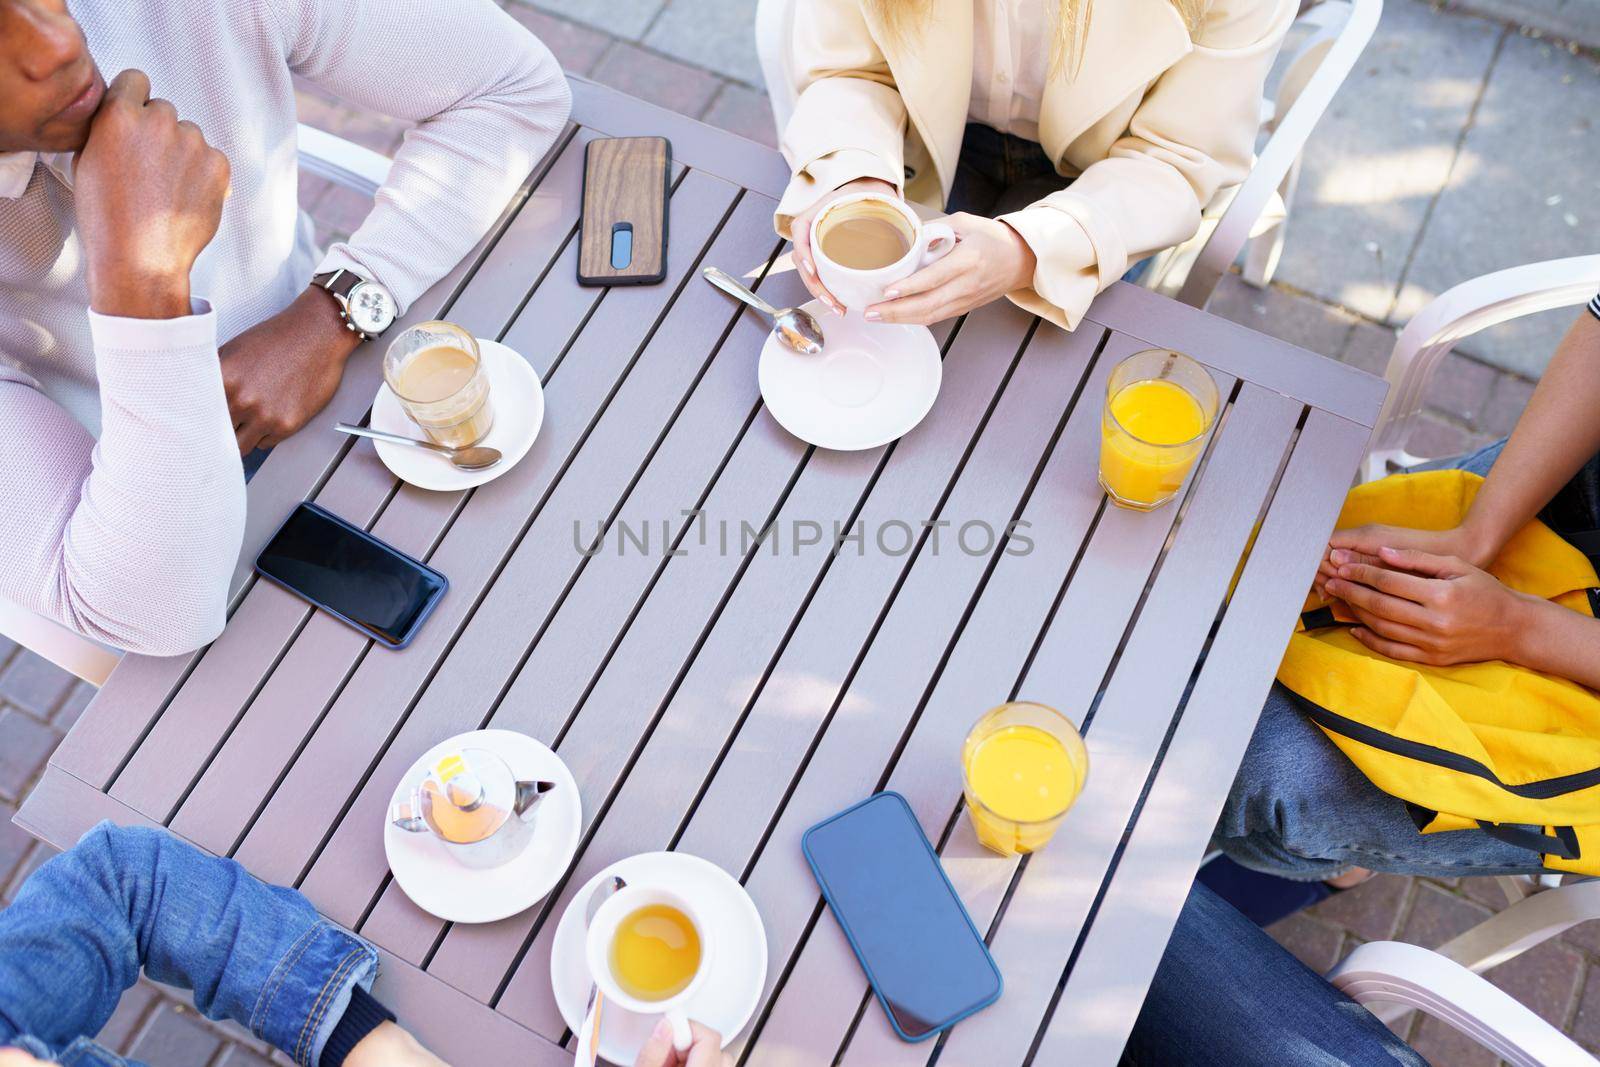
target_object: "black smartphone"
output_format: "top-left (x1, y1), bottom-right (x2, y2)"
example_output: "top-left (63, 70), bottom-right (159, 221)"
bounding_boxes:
top-left (254, 502), bottom-right (447, 649)
top-left (803, 792), bottom-right (1003, 1041)
top-left (578, 135), bottom-right (671, 286)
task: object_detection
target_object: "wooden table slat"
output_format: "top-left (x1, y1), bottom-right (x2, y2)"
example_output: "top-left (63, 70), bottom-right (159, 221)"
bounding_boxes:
top-left (294, 192), bottom-right (798, 938)
top-left (1032, 408), bottom-right (1371, 1064)
top-left (223, 170), bottom-right (746, 887)
top-left (756, 330), bottom-right (1215, 1066)
top-left (492, 303), bottom-right (1088, 1034)
top-left (935, 383), bottom-right (1303, 1067)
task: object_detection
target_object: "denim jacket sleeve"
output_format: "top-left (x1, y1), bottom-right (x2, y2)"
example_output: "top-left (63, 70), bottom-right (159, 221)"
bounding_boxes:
top-left (0, 822), bottom-right (378, 1067)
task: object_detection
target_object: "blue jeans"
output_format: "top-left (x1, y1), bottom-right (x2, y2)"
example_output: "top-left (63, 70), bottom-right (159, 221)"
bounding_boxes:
top-left (1217, 440), bottom-right (1600, 880)
top-left (0, 823), bottom-right (377, 1066)
top-left (1124, 882), bottom-right (1424, 1066)
top-left (948, 123), bottom-right (1149, 282)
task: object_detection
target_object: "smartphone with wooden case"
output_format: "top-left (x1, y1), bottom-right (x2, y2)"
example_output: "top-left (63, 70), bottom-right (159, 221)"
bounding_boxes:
top-left (578, 136), bottom-right (671, 286)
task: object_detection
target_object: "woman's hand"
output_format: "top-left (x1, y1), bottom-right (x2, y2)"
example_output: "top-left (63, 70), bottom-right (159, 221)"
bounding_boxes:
top-left (789, 177), bottom-right (900, 316)
top-left (864, 213), bottom-right (1036, 325)
top-left (634, 1020), bottom-right (730, 1067)
top-left (1314, 524), bottom-right (1493, 598)
top-left (1322, 546), bottom-right (1540, 666)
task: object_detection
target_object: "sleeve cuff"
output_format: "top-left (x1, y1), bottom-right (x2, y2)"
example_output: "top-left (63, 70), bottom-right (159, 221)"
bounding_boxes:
top-left (996, 205), bottom-right (1104, 330)
top-left (253, 920), bottom-right (380, 1067)
top-left (775, 148), bottom-right (903, 237)
top-left (314, 248), bottom-right (412, 318)
top-left (319, 985), bottom-right (396, 1067)
top-left (87, 298), bottom-right (216, 355)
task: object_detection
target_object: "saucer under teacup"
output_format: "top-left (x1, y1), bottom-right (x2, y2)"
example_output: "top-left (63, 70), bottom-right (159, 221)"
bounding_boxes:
top-left (385, 729), bottom-right (579, 924)
top-left (551, 851), bottom-right (767, 1065)
top-left (369, 338), bottom-right (544, 492)
top-left (758, 300), bottom-right (941, 451)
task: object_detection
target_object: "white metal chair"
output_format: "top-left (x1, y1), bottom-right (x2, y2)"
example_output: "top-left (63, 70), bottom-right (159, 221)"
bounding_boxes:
top-left (752, 0), bottom-right (1382, 311)
top-left (0, 124), bottom-right (391, 686)
top-left (1363, 254), bottom-right (1600, 481)
top-left (1328, 879), bottom-right (1600, 1065)
top-left (1329, 256), bottom-right (1600, 1061)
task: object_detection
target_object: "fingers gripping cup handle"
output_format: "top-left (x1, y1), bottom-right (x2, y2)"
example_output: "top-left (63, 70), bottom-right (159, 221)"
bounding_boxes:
top-left (666, 1009), bottom-right (693, 1053)
top-left (918, 221), bottom-right (956, 268)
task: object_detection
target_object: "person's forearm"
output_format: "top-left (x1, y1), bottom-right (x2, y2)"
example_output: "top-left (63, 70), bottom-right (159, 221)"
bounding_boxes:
top-left (0, 307), bottom-right (244, 655)
top-left (1461, 313), bottom-right (1600, 561)
top-left (1508, 595), bottom-right (1600, 691)
top-left (289, 0), bottom-right (570, 313)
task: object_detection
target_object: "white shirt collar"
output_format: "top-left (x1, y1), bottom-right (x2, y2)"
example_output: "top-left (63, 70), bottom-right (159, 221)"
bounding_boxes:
top-left (0, 151), bottom-right (73, 198)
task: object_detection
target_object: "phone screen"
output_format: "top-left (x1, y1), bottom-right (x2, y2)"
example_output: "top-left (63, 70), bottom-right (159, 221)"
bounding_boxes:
top-left (803, 793), bottom-right (1002, 1041)
top-left (255, 503), bottom-right (447, 648)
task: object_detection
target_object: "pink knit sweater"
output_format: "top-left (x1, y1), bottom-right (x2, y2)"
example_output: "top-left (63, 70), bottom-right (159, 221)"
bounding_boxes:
top-left (0, 0), bottom-right (570, 654)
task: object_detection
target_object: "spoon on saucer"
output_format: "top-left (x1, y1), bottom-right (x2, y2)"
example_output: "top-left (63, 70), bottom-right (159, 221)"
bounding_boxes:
top-left (702, 266), bottom-right (824, 356)
top-left (335, 423), bottom-right (502, 471)
top-left (576, 874), bottom-right (627, 1067)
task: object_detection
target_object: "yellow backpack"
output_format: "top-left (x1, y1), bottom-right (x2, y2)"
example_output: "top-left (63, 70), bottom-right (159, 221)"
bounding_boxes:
top-left (1277, 469), bottom-right (1600, 875)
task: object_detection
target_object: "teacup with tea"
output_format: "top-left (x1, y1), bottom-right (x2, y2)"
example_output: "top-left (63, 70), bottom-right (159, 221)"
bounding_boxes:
top-left (585, 884), bottom-right (714, 1052)
top-left (810, 193), bottom-right (955, 314)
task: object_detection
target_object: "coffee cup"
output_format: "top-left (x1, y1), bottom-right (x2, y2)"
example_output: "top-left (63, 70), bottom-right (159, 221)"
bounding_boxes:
top-left (810, 192), bottom-right (956, 314)
top-left (585, 884), bottom-right (715, 1053)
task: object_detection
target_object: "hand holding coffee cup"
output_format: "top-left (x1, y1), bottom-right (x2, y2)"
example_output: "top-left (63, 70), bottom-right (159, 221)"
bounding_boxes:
top-left (807, 193), bottom-right (955, 319)
top-left (586, 885), bottom-right (715, 1054)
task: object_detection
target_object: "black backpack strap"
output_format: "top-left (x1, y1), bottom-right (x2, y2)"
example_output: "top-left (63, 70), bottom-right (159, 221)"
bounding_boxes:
top-left (1475, 821), bottom-right (1581, 862)
top-left (1563, 527), bottom-right (1600, 567)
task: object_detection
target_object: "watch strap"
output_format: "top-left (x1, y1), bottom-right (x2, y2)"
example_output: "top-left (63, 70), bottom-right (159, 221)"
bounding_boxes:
top-left (312, 269), bottom-right (363, 299)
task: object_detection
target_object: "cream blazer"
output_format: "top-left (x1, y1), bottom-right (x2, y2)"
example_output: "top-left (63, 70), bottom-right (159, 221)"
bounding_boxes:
top-left (775, 0), bottom-right (1297, 329)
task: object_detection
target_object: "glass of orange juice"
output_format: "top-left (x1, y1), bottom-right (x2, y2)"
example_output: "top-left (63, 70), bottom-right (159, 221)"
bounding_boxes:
top-left (961, 702), bottom-right (1088, 856)
top-left (1098, 349), bottom-right (1219, 511)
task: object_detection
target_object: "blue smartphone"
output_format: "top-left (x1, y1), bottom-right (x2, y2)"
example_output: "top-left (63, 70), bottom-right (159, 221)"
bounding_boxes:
top-left (254, 502), bottom-right (447, 649)
top-left (802, 792), bottom-right (1003, 1041)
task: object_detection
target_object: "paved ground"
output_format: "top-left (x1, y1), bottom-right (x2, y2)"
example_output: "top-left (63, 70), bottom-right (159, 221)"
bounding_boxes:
top-left (3, 0), bottom-right (1597, 1062)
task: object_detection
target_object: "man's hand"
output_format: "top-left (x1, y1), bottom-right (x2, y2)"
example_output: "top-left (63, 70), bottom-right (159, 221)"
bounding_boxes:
top-left (864, 212), bottom-right (1036, 325)
top-left (789, 177), bottom-right (900, 315)
top-left (1322, 546), bottom-right (1540, 666)
top-left (634, 1019), bottom-right (730, 1067)
top-left (222, 287), bottom-right (360, 453)
top-left (74, 69), bottom-right (229, 319)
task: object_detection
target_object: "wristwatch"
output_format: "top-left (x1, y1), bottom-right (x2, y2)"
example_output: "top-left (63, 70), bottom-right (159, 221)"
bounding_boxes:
top-left (311, 268), bottom-right (397, 342)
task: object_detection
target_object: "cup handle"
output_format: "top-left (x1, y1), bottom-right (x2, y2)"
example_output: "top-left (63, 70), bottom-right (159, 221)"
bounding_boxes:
top-left (666, 1009), bottom-right (693, 1054)
top-left (388, 789), bottom-right (428, 833)
top-left (919, 221), bottom-right (957, 267)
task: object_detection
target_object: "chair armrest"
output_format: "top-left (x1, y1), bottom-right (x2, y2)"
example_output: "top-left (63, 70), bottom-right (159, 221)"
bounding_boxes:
top-left (1175, 0), bottom-right (1381, 308)
top-left (0, 596), bottom-right (118, 686)
top-left (296, 124), bottom-right (392, 199)
top-left (1329, 941), bottom-right (1596, 1067)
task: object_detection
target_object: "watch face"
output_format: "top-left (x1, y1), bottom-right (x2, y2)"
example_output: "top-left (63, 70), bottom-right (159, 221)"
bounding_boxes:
top-left (347, 281), bottom-right (397, 336)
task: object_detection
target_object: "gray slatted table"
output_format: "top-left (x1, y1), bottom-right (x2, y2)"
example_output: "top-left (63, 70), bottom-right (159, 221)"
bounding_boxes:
top-left (16, 77), bottom-right (1385, 1066)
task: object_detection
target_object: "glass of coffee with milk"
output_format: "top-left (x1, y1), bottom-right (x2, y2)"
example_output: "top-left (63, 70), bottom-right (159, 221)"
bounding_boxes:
top-left (383, 321), bottom-right (495, 449)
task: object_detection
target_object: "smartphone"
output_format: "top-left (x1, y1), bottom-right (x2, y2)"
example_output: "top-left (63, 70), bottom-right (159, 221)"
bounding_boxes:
top-left (578, 136), bottom-right (671, 286)
top-left (803, 792), bottom-right (1003, 1041)
top-left (254, 502), bottom-right (447, 649)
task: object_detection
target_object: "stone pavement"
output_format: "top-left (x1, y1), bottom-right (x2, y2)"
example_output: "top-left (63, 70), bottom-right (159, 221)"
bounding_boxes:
top-left (4, 0), bottom-right (1598, 1062)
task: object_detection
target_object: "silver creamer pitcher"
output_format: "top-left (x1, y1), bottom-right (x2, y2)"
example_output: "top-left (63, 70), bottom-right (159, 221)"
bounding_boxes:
top-left (389, 748), bottom-right (554, 869)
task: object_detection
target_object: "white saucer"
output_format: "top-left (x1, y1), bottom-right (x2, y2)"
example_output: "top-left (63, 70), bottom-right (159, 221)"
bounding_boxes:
top-left (551, 852), bottom-right (768, 1065)
top-left (384, 729), bottom-right (580, 924)
top-left (369, 339), bottom-right (544, 492)
top-left (758, 300), bottom-right (941, 451)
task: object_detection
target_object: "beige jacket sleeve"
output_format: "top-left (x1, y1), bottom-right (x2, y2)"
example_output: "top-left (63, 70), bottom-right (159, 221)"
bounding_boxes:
top-left (1002, 0), bottom-right (1297, 329)
top-left (773, 0), bottom-right (908, 236)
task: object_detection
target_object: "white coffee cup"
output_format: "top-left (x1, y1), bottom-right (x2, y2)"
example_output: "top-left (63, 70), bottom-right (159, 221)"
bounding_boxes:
top-left (585, 885), bottom-right (715, 1053)
top-left (810, 192), bottom-right (956, 314)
